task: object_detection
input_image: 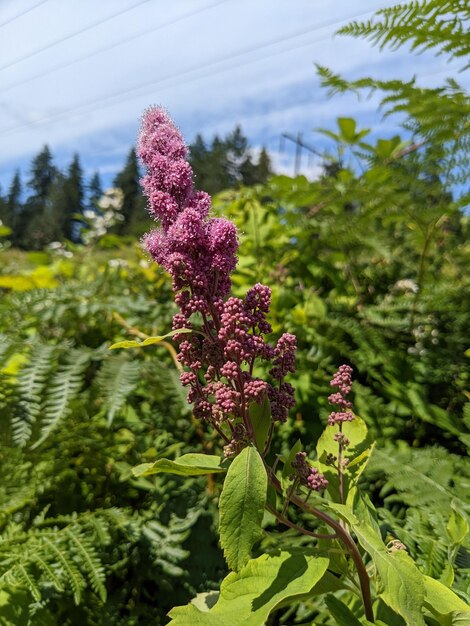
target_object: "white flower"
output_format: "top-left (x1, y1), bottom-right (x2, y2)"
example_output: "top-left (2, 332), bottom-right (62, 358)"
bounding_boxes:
top-left (393, 279), bottom-right (419, 294)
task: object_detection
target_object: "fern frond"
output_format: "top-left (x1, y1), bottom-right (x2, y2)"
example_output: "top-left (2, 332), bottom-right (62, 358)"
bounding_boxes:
top-left (41, 535), bottom-right (86, 605)
top-left (338, 1), bottom-right (470, 63)
top-left (64, 527), bottom-right (106, 601)
top-left (14, 564), bottom-right (41, 602)
top-left (31, 553), bottom-right (64, 592)
top-left (12, 344), bottom-right (56, 447)
top-left (31, 348), bottom-right (91, 449)
top-left (369, 444), bottom-right (470, 512)
top-left (97, 356), bottom-right (141, 425)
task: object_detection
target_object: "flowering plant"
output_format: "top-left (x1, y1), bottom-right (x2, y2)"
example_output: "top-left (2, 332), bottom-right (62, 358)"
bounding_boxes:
top-left (81, 187), bottom-right (124, 245)
top-left (113, 107), bottom-right (470, 625)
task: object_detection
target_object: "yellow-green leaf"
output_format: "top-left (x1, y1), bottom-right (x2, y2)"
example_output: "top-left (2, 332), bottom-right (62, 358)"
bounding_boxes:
top-left (168, 550), bottom-right (329, 626)
top-left (109, 328), bottom-right (191, 350)
top-left (132, 453), bottom-right (226, 477)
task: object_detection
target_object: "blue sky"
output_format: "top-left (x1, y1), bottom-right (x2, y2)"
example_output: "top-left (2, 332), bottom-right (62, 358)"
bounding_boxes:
top-left (0, 0), bottom-right (467, 192)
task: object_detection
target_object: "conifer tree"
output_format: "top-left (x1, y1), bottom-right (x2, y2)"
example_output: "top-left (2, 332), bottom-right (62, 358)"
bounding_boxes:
top-left (88, 171), bottom-right (102, 208)
top-left (188, 134), bottom-right (209, 189)
top-left (203, 135), bottom-right (231, 194)
top-left (6, 171), bottom-right (22, 246)
top-left (113, 148), bottom-right (146, 235)
top-left (0, 186), bottom-right (5, 222)
top-left (1, 171), bottom-right (21, 229)
top-left (18, 146), bottom-right (57, 249)
top-left (189, 127), bottom-right (272, 193)
top-left (254, 147), bottom-right (272, 183)
top-left (27, 145), bottom-right (56, 201)
top-left (61, 154), bottom-right (84, 240)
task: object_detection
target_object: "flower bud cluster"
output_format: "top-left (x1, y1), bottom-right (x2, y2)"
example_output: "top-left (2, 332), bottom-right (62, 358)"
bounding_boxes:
top-left (291, 452), bottom-right (328, 492)
top-left (138, 107), bottom-right (298, 453)
top-left (327, 364), bottom-right (354, 426)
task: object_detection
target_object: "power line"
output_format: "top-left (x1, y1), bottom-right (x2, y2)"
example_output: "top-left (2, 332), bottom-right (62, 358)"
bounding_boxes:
top-left (280, 132), bottom-right (323, 175)
top-left (0, 4), bottom-right (393, 139)
top-left (2, 0), bottom-right (231, 94)
top-left (0, 0), bottom-right (153, 73)
top-left (0, 0), bottom-right (49, 29)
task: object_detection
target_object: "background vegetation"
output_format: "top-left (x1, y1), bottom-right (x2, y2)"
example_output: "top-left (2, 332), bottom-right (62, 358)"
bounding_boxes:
top-left (0, 1), bottom-right (469, 623)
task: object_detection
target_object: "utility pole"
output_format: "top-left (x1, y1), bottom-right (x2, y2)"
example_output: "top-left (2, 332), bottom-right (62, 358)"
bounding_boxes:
top-left (280, 133), bottom-right (322, 176)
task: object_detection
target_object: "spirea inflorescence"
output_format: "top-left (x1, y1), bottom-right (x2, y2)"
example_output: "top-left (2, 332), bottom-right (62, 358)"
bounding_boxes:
top-left (138, 106), bottom-right (298, 455)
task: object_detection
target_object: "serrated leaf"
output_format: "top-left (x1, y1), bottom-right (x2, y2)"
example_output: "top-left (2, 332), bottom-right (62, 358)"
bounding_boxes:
top-left (219, 446), bottom-right (267, 572)
top-left (132, 453), bottom-right (226, 477)
top-left (329, 502), bottom-right (426, 625)
top-left (168, 550), bottom-right (329, 626)
top-left (109, 328), bottom-right (191, 350)
top-left (423, 575), bottom-right (470, 622)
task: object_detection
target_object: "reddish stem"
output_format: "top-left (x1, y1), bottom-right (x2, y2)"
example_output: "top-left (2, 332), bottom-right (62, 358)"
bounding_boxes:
top-left (268, 472), bottom-right (374, 623)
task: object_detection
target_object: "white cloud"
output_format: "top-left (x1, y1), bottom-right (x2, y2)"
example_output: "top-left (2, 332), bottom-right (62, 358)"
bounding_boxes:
top-left (0, 0), bottom-right (467, 189)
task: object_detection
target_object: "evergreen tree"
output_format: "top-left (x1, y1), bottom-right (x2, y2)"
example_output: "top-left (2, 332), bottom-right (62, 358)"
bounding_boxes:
top-left (88, 171), bottom-right (102, 208)
top-left (189, 127), bottom-right (272, 194)
top-left (240, 147), bottom-right (273, 186)
top-left (0, 186), bottom-right (5, 221)
top-left (0, 171), bottom-right (20, 230)
top-left (27, 145), bottom-right (56, 201)
top-left (225, 125), bottom-right (248, 185)
top-left (61, 154), bottom-right (84, 240)
top-left (189, 134), bottom-right (209, 190)
top-left (239, 154), bottom-right (257, 186)
top-left (6, 171), bottom-right (22, 246)
top-left (202, 135), bottom-right (231, 194)
top-left (18, 146), bottom-right (57, 249)
top-left (254, 147), bottom-right (272, 183)
top-left (113, 148), bottom-right (147, 235)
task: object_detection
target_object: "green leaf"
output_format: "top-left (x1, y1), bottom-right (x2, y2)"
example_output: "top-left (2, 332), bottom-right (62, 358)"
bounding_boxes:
top-left (316, 415), bottom-right (373, 501)
top-left (325, 594), bottom-right (363, 626)
top-left (329, 502), bottom-right (426, 625)
top-left (423, 576), bottom-right (470, 624)
top-left (219, 446), bottom-right (267, 572)
top-left (249, 395), bottom-right (271, 453)
top-left (316, 415), bottom-right (371, 464)
top-left (337, 117), bottom-right (357, 142)
top-left (446, 505), bottom-right (469, 545)
top-left (132, 453), bottom-right (226, 477)
top-left (108, 328), bottom-right (191, 350)
top-left (281, 439), bottom-right (302, 480)
top-left (168, 550), bottom-right (329, 626)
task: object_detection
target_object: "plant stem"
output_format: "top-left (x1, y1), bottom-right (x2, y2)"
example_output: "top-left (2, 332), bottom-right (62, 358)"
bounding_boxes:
top-left (337, 424), bottom-right (344, 505)
top-left (266, 504), bottom-right (338, 540)
top-left (262, 422), bottom-right (274, 458)
top-left (268, 472), bottom-right (374, 623)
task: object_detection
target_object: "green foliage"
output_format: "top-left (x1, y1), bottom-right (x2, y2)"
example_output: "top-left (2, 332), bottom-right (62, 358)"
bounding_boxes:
top-left (331, 501), bottom-right (427, 625)
top-left (0, 1), bottom-right (469, 623)
top-left (0, 247), bottom-right (226, 624)
top-left (219, 446), bottom-right (267, 572)
top-left (32, 347), bottom-right (92, 447)
top-left (133, 453), bottom-right (226, 477)
top-left (338, 1), bottom-right (470, 64)
top-left (168, 550), bottom-right (329, 626)
top-left (365, 444), bottom-right (470, 597)
top-left (96, 356), bottom-right (141, 426)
